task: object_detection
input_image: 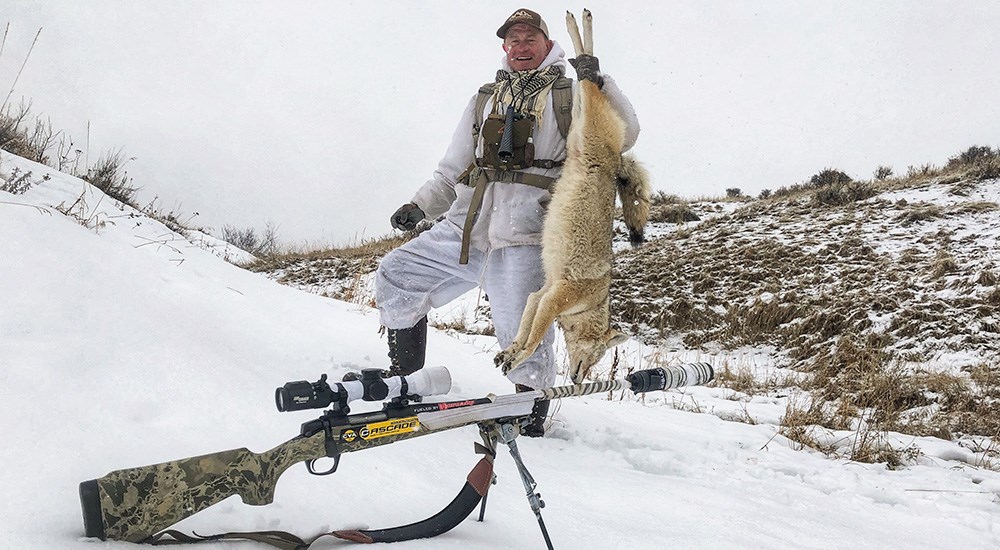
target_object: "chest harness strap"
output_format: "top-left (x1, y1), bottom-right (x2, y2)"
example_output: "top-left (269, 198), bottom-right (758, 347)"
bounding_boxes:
top-left (458, 166), bottom-right (558, 265)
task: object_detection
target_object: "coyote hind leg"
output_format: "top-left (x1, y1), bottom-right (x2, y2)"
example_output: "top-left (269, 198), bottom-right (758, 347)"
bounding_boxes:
top-left (495, 280), bottom-right (577, 375)
top-left (565, 12), bottom-right (584, 56)
top-left (494, 287), bottom-right (545, 374)
top-left (565, 9), bottom-right (594, 57)
top-left (582, 8), bottom-right (593, 55)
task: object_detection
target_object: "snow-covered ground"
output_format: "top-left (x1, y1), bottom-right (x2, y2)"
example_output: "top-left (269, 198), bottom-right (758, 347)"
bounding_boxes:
top-left (3, 151), bottom-right (1000, 548)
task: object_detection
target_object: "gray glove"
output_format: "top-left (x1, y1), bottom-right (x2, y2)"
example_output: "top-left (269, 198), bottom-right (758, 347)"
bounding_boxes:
top-left (569, 55), bottom-right (604, 89)
top-left (390, 203), bottom-right (425, 231)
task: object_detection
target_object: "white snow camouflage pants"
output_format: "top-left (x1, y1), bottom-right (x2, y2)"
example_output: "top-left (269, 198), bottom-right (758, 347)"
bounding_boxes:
top-left (374, 222), bottom-right (556, 390)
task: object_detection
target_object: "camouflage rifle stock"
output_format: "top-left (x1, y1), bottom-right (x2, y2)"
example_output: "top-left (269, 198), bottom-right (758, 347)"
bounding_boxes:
top-left (80, 363), bottom-right (714, 545)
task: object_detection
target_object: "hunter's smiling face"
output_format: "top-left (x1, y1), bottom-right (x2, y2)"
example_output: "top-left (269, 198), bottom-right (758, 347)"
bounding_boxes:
top-left (502, 24), bottom-right (552, 71)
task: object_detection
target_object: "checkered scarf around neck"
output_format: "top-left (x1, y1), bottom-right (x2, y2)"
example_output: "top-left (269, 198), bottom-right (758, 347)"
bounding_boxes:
top-left (493, 64), bottom-right (563, 124)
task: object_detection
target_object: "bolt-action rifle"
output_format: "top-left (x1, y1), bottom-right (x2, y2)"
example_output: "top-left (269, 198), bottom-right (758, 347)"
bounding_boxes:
top-left (80, 363), bottom-right (714, 549)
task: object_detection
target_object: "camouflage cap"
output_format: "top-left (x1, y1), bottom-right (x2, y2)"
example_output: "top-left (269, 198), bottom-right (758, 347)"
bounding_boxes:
top-left (496, 8), bottom-right (549, 39)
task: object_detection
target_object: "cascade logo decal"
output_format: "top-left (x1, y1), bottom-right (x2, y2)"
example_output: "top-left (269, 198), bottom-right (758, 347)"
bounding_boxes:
top-left (354, 417), bottom-right (420, 441)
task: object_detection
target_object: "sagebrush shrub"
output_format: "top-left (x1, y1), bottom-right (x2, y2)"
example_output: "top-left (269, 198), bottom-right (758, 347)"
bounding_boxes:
top-left (809, 168), bottom-right (853, 188)
top-left (221, 223), bottom-right (279, 257)
top-left (813, 181), bottom-right (877, 206)
top-left (941, 146), bottom-right (1000, 181)
top-left (947, 145), bottom-right (998, 168)
top-left (874, 166), bottom-right (893, 180)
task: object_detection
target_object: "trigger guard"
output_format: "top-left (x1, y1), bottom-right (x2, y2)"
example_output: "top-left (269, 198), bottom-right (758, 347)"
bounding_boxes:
top-left (307, 456), bottom-right (341, 476)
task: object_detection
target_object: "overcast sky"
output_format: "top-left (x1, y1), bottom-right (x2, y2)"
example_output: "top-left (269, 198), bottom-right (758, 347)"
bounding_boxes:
top-left (3, 1), bottom-right (998, 245)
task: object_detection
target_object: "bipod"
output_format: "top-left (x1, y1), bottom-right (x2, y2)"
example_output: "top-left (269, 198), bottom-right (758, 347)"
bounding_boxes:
top-left (498, 421), bottom-right (554, 550)
top-left (474, 425), bottom-right (498, 523)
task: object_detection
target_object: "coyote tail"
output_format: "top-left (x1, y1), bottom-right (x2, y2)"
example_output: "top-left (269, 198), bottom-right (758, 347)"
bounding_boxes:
top-left (617, 153), bottom-right (652, 247)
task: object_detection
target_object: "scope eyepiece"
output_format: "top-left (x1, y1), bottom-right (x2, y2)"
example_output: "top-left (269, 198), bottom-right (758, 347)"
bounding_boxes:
top-left (275, 374), bottom-right (337, 412)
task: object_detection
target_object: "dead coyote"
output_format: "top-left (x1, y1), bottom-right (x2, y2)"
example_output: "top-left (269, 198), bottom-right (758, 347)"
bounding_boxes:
top-left (495, 10), bottom-right (651, 384)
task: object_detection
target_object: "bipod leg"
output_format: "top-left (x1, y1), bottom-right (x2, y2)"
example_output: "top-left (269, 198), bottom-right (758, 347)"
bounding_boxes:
top-left (476, 424), bottom-right (499, 523)
top-left (499, 422), bottom-right (554, 550)
top-left (477, 492), bottom-right (489, 522)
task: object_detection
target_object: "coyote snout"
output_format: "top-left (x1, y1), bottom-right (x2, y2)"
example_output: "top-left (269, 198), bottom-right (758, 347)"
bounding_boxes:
top-left (495, 10), bottom-right (650, 384)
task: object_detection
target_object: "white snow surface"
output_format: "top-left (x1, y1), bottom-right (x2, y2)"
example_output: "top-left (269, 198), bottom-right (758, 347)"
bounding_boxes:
top-left (2, 152), bottom-right (1000, 548)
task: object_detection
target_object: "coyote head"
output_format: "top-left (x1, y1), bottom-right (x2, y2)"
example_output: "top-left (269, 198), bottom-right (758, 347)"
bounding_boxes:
top-left (564, 327), bottom-right (629, 384)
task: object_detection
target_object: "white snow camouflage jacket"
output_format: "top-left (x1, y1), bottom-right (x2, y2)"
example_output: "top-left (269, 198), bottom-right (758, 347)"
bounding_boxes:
top-left (409, 41), bottom-right (640, 256)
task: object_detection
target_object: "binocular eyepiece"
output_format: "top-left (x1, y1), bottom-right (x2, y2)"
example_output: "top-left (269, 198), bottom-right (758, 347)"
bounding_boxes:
top-left (498, 105), bottom-right (516, 160)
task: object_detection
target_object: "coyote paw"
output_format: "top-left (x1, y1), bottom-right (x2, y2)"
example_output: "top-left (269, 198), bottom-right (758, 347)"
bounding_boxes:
top-left (494, 348), bottom-right (519, 375)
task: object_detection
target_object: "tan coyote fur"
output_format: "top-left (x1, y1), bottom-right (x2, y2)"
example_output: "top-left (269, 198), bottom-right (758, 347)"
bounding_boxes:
top-left (495, 10), bottom-right (651, 384)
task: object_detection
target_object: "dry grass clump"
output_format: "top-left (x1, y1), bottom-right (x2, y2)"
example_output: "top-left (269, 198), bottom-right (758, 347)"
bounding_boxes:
top-left (848, 422), bottom-right (923, 469)
top-left (943, 364), bottom-right (1000, 437)
top-left (711, 362), bottom-right (798, 396)
top-left (0, 101), bottom-right (57, 164)
top-left (428, 300), bottom-right (495, 336)
top-left (248, 232), bottom-right (412, 272)
top-left (895, 204), bottom-right (945, 226)
top-left (930, 250), bottom-right (958, 279)
top-left (778, 397), bottom-right (845, 453)
top-left (797, 334), bottom-right (1000, 444)
top-left (649, 190), bottom-right (685, 205)
top-left (80, 150), bottom-right (138, 207)
top-left (724, 298), bottom-right (802, 344)
top-left (647, 203), bottom-right (700, 224)
top-left (892, 365), bottom-right (1000, 441)
top-left (779, 390), bottom-right (922, 469)
top-left (776, 336), bottom-right (932, 468)
top-left (804, 335), bottom-right (920, 413)
top-left (951, 201), bottom-right (998, 215)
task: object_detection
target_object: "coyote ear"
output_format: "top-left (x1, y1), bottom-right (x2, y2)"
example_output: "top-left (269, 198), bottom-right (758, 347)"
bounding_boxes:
top-left (605, 329), bottom-right (628, 348)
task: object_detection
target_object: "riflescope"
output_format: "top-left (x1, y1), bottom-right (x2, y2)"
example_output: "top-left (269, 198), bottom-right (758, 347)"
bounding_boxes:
top-left (275, 366), bottom-right (453, 413)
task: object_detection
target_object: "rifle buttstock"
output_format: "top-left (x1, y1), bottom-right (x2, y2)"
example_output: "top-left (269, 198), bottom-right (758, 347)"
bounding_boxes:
top-left (79, 431), bottom-right (328, 542)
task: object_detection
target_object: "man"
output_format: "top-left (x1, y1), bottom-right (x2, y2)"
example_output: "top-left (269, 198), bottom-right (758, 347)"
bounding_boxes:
top-left (373, 8), bottom-right (640, 436)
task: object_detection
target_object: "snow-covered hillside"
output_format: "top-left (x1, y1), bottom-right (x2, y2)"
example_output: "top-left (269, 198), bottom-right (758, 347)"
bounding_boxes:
top-left (2, 151), bottom-right (1000, 548)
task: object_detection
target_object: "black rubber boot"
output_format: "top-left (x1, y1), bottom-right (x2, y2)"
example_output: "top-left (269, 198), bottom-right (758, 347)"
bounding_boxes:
top-left (516, 384), bottom-right (550, 438)
top-left (342, 316), bottom-right (428, 382)
top-left (386, 315), bottom-right (428, 377)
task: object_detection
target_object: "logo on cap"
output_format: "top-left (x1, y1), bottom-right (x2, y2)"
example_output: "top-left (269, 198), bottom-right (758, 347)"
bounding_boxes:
top-left (509, 10), bottom-right (534, 22)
